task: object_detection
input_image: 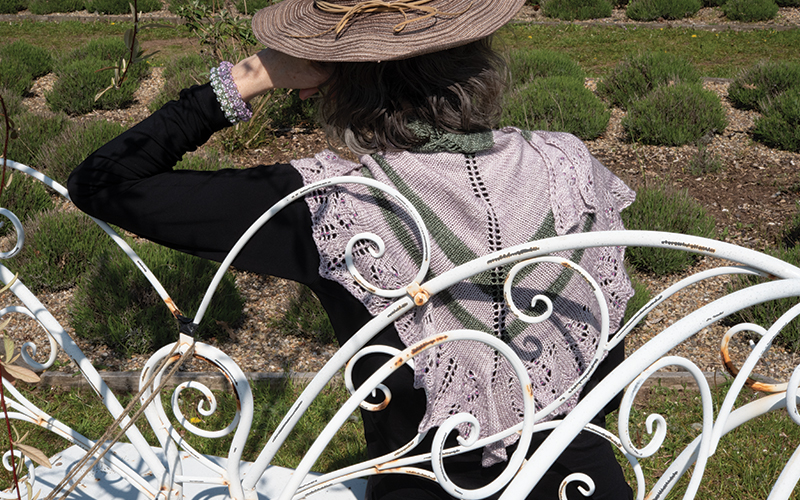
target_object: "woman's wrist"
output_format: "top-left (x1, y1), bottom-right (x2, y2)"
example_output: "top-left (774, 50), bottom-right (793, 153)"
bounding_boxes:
top-left (231, 53), bottom-right (274, 102)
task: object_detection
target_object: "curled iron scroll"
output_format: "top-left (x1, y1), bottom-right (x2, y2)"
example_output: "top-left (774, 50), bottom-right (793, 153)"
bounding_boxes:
top-left (139, 339), bottom-right (254, 484)
top-left (502, 255), bottom-right (612, 422)
top-left (0, 450), bottom-right (35, 499)
top-left (0, 306), bottom-right (58, 371)
top-left (193, 176), bottom-right (432, 327)
top-left (344, 345), bottom-right (415, 412)
top-left (618, 356), bottom-right (714, 500)
top-left (0, 208), bottom-right (24, 260)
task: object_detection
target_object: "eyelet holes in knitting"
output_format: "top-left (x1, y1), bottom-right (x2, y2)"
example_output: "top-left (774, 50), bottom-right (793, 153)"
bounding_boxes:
top-left (465, 155), bottom-right (508, 339)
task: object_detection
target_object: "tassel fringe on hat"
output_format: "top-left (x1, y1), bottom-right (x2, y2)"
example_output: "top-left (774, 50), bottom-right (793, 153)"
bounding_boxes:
top-left (251, 0), bottom-right (525, 62)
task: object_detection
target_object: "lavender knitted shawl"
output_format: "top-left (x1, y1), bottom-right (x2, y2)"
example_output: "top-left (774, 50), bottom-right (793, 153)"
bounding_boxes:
top-left (291, 128), bottom-right (635, 465)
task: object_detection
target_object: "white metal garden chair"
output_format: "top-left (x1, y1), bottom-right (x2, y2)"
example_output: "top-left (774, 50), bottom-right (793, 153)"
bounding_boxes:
top-left (1, 158), bottom-right (800, 500)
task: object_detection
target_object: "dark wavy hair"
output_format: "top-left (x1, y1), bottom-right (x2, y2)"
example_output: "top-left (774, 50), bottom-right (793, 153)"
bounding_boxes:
top-left (317, 38), bottom-right (507, 155)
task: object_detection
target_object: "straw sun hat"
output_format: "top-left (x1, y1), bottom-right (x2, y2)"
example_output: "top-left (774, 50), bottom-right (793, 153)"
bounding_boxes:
top-left (251, 0), bottom-right (525, 62)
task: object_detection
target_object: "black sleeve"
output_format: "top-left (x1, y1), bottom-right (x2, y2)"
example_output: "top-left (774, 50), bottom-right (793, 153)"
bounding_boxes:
top-left (67, 83), bottom-right (321, 285)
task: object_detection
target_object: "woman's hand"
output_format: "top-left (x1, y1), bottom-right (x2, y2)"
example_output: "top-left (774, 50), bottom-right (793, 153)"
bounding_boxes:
top-left (231, 49), bottom-right (331, 102)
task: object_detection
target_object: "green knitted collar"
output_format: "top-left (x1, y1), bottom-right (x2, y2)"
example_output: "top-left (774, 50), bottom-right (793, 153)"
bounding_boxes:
top-left (408, 122), bottom-right (494, 154)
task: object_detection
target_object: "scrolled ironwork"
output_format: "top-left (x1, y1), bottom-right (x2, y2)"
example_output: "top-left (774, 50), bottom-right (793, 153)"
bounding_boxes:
top-left (344, 232), bottom-right (416, 299)
top-left (502, 256), bottom-right (554, 325)
top-left (191, 176), bottom-right (432, 329)
top-left (343, 344), bottom-right (415, 412)
top-left (618, 356), bottom-right (714, 499)
top-left (0, 208), bottom-right (24, 260)
top-left (0, 306), bottom-right (58, 371)
top-left (788, 363), bottom-right (800, 426)
top-left (4, 159), bottom-right (800, 500)
top-left (416, 331), bottom-right (536, 500)
top-left (170, 380), bottom-right (241, 438)
top-left (500, 255), bottom-right (612, 422)
top-left (720, 322), bottom-right (787, 393)
top-left (559, 472), bottom-right (595, 499)
top-left (711, 301), bottom-right (800, 456)
top-left (135, 336), bottom-right (252, 500)
top-left (0, 450), bottom-right (35, 500)
top-left (275, 329), bottom-right (536, 500)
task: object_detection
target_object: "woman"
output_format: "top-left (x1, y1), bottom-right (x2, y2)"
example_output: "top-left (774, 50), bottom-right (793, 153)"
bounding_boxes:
top-left (68, 1), bottom-right (635, 498)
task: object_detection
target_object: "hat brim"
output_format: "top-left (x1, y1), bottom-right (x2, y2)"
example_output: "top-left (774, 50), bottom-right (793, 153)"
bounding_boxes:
top-left (251, 0), bottom-right (525, 62)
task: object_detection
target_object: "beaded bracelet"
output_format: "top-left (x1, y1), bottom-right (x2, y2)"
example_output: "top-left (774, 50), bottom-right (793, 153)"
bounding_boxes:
top-left (209, 61), bottom-right (253, 124)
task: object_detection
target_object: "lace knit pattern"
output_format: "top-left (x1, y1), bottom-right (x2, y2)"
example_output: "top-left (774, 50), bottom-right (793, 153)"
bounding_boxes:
top-left (291, 129), bottom-right (635, 466)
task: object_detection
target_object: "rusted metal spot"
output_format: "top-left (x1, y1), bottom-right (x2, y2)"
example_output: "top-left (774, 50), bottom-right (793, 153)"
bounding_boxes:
top-left (163, 297), bottom-right (182, 317)
top-left (524, 384), bottom-right (533, 398)
top-left (410, 334), bottom-right (449, 356)
top-left (373, 466), bottom-right (432, 479)
top-left (370, 393), bottom-right (391, 411)
top-left (406, 282), bottom-right (430, 306)
top-left (660, 239), bottom-right (716, 254)
top-left (645, 470), bottom-right (678, 500)
top-left (387, 302), bottom-right (409, 318)
top-left (487, 246), bottom-right (539, 265)
top-left (720, 336), bottom-right (779, 393)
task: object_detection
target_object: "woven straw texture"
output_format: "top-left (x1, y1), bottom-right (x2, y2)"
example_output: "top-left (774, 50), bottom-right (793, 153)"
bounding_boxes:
top-left (251, 0), bottom-right (526, 62)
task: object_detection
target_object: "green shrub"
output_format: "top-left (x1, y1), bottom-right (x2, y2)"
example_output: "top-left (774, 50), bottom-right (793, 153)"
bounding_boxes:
top-left (0, 87), bottom-right (24, 117)
top-left (217, 90), bottom-right (317, 152)
top-left (233, 0), bottom-right (277, 15)
top-left (501, 76), bottom-right (610, 140)
top-left (168, 0), bottom-right (217, 15)
top-left (722, 0), bottom-right (779, 21)
top-left (752, 87), bottom-right (800, 153)
top-left (46, 39), bottom-right (149, 115)
top-left (174, 149), bottom-right (236, 171)
top-left (727, 242), bottom-right (800, 351)
top-left (688, 143), bottom-right (723, 176)
top-left (0, 41), bottom-right (54, 78)
top-left (597, 52), bottom-right (701, 109)
top-left (177, 0), bottom-right (258, 66)
top-left (71, 241), bottom-right (244, 357)
top-left (622, 185), bottom-right (716, 275)
top-left (622, 272), bottom-right (652, 326)
top-left (149, 54), bottom-right (209, 112)
top-left (36, 119), bottom-right (126, 184)
top-left (271, 284), bottom-right (335, 345)
top-left (622, 83), bottom-right (727, 146)
top-left (47, 56), bottom-right (147, 115)
top-left (28, 0), bottom-right (83, 14)
top-left (626, 0), bottom-right (702, 20)
top-left (702, 0), bottom-right (726, 5)
top-left (776, 0), bottom-right (800, 5)
top-left (0, 174), bottom-right (55, 237)
top-left (85, 0), bottom-right (160, 14)
top-left (67, 37), bottom-right (128, 62)
top-left (727, 60), bottom-right (800, 112)
top-left (11, 210), bottom-right (112, 292)
top-left (0, 58), bottom-right (33, 97)
top-left (0, 0), bottom-right (27, 13)
top-left (783, 204), bottom-right (800, 248)
top-left (4, 111), bottom-right (71, 166)
top-left (542, 0), bottom-right (613, 20)
top-left (506, 48), bottom-right (586, 89)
